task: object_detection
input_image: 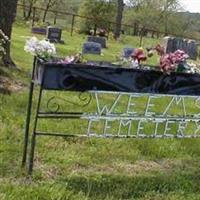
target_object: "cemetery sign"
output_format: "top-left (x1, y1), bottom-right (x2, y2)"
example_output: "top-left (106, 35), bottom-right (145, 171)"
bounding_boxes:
top-left (23, 61), bottom-right (200, 174)
top-left (86, 92), bottom-right (200, 138)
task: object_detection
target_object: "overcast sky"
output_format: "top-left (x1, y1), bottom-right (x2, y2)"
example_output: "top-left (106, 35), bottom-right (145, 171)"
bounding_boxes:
top-left (180, 0), bottom-right (200, 13)
top-left (125, 0), bottom-right (200, 13)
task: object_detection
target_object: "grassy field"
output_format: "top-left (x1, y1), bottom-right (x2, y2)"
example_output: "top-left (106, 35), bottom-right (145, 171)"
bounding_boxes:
top-left (1, 23), bottom-right (200, 200)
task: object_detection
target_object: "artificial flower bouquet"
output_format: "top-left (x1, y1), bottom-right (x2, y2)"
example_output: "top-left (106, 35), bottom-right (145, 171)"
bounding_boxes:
top-left (25, 37), bottom-right (84, 64)
top-left (154, 45), bottom-right (190, 74)
top-left (24, 37), bottom-right (56, 61)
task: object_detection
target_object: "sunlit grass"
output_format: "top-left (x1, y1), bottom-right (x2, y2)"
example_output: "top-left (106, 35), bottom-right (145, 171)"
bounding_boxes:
top-left (0, 23), bottom-right (200, 200)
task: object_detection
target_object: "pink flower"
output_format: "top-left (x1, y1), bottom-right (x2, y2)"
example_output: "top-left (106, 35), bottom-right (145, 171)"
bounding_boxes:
top-left (160, 54), bottom-right (176, 73)
top-left (158, 47), bottom-right (189, 74)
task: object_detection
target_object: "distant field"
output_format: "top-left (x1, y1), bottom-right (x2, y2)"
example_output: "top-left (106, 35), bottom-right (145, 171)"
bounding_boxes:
top-left (0, 24), bottom-right (200, 200)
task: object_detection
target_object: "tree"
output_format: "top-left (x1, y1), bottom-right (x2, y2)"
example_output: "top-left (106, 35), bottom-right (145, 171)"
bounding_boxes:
top-left (42, 0), bottom-right (57, 22)
top-left (78, 0), bottom-right (116, 35)
top-left (124, 0), bottom-right (181, 37)
top-left (26, 0), bottom-right (38, 20)
top-left (113, 0), bottom-right (124, 40)
top-left (19, 0), bottom-right (38, 20)
top-left (0, 0), bottom-right (18, 67)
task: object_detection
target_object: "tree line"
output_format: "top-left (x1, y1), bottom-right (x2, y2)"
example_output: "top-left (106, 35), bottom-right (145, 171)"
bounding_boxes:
top-left (18, 0), bottom-right (200, 38)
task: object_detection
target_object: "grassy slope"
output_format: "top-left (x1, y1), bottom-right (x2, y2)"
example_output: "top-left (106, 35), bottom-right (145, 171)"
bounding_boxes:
top-left (1, 24), bottom-right (200, 200)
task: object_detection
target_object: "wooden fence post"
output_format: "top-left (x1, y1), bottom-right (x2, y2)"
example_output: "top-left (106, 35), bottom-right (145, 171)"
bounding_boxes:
top-left (139, 31), bottom-right (143, 46)
top-left (70, 15), bottom-right (75, 36)
top-left (54, 12), bottom-right (57, 25)
top-left (32, 7), bottom-right (36, 28)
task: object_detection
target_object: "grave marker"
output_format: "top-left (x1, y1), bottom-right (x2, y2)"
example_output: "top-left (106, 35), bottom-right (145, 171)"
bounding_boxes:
top-left (163, 37), bottom-right (198, 60)
top-left (82, 42), bottom-right (101, 55)
top-left (31, 27), bottom-right (46, 35)
top-left (123, 48), bottom-right (135, 58)
top-left (47, 27), bottom-right (63, 43)
top-left (87, 36), bottom-right (106, 48)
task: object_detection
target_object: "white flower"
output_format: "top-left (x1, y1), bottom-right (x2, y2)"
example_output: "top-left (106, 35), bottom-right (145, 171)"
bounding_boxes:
top-left (24, 37), bottom-right (56, 59)
top-left (24, 37), bottom-right (39, 55)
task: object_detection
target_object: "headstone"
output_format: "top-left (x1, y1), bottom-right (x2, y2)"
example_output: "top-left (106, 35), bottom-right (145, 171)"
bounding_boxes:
top-left (123, 48), bottom-right (135, 58)
top-left (47, 27), bottom-right (63, 43)
top-left (163, 36), bottom-right (198, 60)
top-left (187, 40), bottom-right (198, 60)
top-left (87, 36), bottom-right (106, 48)
top-left (82, 42), bottom-right (101, 55)
top-left (31, 27), bottom-right (47, 35)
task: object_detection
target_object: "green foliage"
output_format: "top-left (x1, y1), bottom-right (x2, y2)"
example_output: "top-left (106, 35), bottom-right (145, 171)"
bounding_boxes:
top-left (78, 0), bottom-right (116, 33)
top-left (123, 0), bottom-right (198, 37)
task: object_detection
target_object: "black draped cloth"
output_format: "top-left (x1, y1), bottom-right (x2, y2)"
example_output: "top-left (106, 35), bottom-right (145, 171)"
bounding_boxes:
top-left (38, 63), bottom-right (200, 96)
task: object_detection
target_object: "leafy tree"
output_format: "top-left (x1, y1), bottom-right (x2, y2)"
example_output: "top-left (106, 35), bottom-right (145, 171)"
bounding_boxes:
top-left (19, 0), bottom-right (38, 20)
top-left (124, 0), bottom-right (181, 37)
top-left (78, 0), bottom-right (116, 34)
top-left (159, 0), bottom-right (181, 34)
top-left (41, 0), bottom-right (57, 22)
top-left (0, 0), bottom-right (18, 67)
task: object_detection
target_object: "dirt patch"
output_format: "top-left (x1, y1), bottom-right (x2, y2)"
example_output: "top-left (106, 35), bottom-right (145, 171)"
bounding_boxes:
top-left (68, 159), bottom-right (182, 176)
top-left (0, 76), bottom-right (24, 93)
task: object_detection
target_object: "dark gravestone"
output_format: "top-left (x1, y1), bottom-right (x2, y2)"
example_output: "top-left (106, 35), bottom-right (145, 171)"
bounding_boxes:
top-left (31, 27), bottom-right (47, 35)
top-left (82, 42), bottom-right (101, 55)
top-left (87, 36), bottom-right (106, 48)
top-left (187, 40), bottom-right (198, 60)
top-left (47, 27), bottom-right (63, 43)
top-left (123, 48), bottom-right (135, 58)
top-left (163, 37), bottom-right (198, 60)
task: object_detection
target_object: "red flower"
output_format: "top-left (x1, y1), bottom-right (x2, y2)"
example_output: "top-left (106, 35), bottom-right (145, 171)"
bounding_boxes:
top-left (131, 48), bottom-right (147, 64)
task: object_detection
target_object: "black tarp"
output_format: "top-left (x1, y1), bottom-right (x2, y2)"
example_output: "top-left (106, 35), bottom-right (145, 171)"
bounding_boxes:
top-left (39, 63), bottom-right (200, 96)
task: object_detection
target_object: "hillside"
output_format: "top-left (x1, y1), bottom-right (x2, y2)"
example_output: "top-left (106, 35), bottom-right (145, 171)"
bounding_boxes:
top-left (178, 12), bottom-right (200, 32)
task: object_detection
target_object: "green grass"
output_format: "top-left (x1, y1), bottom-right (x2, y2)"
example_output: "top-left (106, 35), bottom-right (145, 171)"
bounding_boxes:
top-left (1, 23), bottom-right (200, 200)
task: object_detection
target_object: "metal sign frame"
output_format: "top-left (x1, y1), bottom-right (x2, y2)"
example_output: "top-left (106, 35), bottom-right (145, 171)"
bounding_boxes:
top-left (22, 59), bottom-right (200, 174)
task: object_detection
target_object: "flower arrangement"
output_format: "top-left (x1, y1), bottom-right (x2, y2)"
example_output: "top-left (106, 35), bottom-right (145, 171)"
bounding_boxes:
top-left (115, 48), bottom-right (147, 68)
top-left (57, 53), bottom-right (83, 64)
top-left (24, 37), bottom-right (84, 64)
top-left (130, 48), bottom-right (147, 67)
top-left (160, 50), bottom-right (189, 73)
top-left (24, 37), bottom-right (56, 61)
top-left (154, 45), bottom-right (189, 74)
